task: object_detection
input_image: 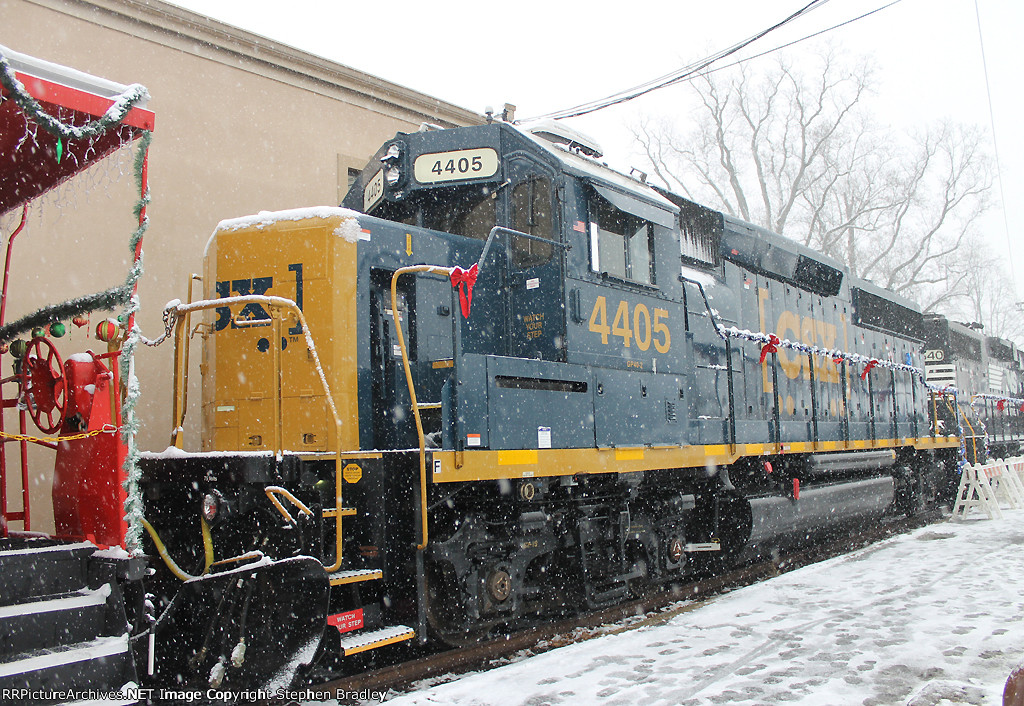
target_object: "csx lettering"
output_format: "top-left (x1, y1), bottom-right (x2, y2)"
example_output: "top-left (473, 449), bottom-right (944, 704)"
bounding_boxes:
top-left (588, 296), bottom-right (670, 353)
top-left (214, 264), bottom-right (304, 333)
top-left (214, 277), bottom-right (272, 331)
top-left (773, 310), bottom-right (840, 383)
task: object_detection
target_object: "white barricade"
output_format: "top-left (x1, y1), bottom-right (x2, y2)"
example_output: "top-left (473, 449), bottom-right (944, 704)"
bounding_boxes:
top-left (951, 463), bottom-right (1005, 520)
top-left (987, 461), bottom-right (1024, 509)
top-left (1006, 457), bottom-right (1024, 487)
top-left (993, 459), bottom-right (1024, 509)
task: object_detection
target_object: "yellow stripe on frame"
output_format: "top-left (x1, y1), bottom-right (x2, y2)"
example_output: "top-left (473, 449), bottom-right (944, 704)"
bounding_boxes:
top-left (498, 449), bottom-right (539, 465)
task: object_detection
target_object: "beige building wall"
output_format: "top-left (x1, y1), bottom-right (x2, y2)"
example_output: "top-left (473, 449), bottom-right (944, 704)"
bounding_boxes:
top-left (1, 0), bottom-right (480, 532)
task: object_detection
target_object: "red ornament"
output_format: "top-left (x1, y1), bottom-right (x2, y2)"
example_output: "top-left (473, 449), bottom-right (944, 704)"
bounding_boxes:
top-left (72, 315), bottom-right (89, 328)
top-left (96, 319), bottom-right (119, 342)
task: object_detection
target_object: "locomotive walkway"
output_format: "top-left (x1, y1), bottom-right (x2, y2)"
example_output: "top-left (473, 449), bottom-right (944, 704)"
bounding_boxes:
top-left (376, 508), bottom-right (1024, 706)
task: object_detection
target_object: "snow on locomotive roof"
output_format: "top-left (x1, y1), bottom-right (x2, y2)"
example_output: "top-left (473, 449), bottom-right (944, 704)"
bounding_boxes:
top-left (513, 122), bottom-right (680, 219)
top-left (208, 206), bottom-right (366, 256)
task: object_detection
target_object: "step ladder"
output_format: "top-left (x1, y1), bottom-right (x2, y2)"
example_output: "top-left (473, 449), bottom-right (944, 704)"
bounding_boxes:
top-left (0, 539), bottom-right (137, 704)
top-left (322, 505), bottom-right (415, 656)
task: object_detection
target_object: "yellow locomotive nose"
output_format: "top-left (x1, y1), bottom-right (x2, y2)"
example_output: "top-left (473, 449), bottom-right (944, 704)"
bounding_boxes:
top-left (202, 208), bottom-right (363, 455)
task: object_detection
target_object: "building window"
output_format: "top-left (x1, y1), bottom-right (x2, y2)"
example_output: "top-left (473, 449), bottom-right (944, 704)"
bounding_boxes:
top-left (589, 196), bottom-right (654, 285)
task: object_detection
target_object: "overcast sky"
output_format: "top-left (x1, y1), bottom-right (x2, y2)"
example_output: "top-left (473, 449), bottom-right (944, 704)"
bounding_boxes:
top-left (169, 0), bottom-right (1022, 302)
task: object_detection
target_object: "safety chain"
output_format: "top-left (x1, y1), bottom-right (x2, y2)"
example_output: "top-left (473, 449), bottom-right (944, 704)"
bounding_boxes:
top-left (0, 423), bottom-right (118, 445)
top-left (137, 304), bottom-right (179, 348)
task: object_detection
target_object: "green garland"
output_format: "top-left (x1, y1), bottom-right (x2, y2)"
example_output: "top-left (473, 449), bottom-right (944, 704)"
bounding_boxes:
top-left (119, 129), bottom-right (151, 555)
top-left (0, 48), bottom-right (149, 142)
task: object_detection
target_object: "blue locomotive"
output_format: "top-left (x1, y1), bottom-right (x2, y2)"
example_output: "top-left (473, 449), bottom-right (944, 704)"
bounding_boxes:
top-left (128, 117), bottom-right (963, 685)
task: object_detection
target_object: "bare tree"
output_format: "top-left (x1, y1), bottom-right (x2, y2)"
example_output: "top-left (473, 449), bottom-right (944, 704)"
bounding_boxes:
top-left (633, 48), bottom-right (993, 314)
top-left (947, 236), bottom-right (1024, 344)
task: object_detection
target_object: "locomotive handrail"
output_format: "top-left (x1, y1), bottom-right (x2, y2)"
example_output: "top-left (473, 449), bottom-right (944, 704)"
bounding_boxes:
top-left (265, 485), bottom-right (314, 525)
top-left (679, 275), bottom-right (730, 342)
top-left (388, 265), bottom-right (457, 552)
top-left (476, 225), bottom-right (565, 272)
top-left (681, 274), bottom-right (963, 451)
top-left (167, 294), bottom-right (348, 573)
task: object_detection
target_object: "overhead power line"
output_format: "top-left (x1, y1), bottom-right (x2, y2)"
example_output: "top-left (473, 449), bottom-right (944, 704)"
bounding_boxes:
top-left (526, 0), bottom-right (901, 122)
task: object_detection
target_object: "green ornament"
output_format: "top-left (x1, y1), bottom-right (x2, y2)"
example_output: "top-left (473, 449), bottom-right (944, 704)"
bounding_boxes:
top-left (56, 138), bottom-right (63, 164)
top-left (9, 340), bottom-right (27, 358)
top-left (31, 327), bottom-right (46, 339)
top-left (49, 322), bottom-right (66, 338)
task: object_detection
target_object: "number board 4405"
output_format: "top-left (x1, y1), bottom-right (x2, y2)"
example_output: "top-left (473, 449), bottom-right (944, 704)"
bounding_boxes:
top-left (413, 148), bottom-right (499, 184)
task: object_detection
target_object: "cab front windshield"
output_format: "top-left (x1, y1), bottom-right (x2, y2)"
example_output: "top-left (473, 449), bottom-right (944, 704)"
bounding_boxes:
top-left (371, 184), bottom-right (496, 240)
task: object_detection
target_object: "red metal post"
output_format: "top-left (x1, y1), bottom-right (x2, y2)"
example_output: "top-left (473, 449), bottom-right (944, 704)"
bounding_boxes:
top-left (0, 205), bottom-right (28, 536)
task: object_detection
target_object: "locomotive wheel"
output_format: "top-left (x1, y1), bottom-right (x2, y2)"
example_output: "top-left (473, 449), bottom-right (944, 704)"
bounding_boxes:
top-left (486, 568), bottom-right (512, 603)
top-left (21, 336), bottom-right (67, 434)
top-left (424, 561), bottom-right (500, 647)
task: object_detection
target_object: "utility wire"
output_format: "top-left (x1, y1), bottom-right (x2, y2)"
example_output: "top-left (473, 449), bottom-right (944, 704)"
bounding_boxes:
top-left (526, 0), bottom-right (902, 122)
top-left (527, 0), bottom-right (834, 121)
top-left (695, 1), bottom-right (902, 81)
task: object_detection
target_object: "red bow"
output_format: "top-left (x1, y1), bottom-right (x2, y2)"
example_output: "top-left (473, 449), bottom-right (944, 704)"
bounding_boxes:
top-left (861, 359), bottom-right (878, 380)
top-left (759, 334), bottom-right (780, 364)
top-left (450, 263), bottom-right (479, 318)
top-left (997, 399), bottom-right (1006, 412)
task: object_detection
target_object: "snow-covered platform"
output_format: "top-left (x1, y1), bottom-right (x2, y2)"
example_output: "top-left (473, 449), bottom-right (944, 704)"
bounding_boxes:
top-left (383, 510), bottom-right (1024, 705)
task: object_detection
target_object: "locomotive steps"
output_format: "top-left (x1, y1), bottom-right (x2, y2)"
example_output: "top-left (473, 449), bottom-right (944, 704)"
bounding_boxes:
top-left (0, 539), bottom-right (138, 704)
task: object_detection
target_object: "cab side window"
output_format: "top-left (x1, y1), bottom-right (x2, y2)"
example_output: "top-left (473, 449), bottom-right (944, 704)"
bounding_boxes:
top-left (589, 195), bottom-right (654, 285)
top-left (510, 176), bottom-right (553, 267)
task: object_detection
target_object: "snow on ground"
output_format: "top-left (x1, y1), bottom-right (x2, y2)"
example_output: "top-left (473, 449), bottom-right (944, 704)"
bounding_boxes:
top-left (376, 510), bottom-right (1024, 705)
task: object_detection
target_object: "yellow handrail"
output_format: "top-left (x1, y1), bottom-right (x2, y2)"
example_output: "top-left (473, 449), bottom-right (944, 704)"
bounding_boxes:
top-left (952, 400), bottom-right (981, 464)
top-left (389, 266), bottom-right (455, 551)
top-left (168, 295), bottom-right (347, 573)
top-left (265, 485), bottom-right (314, 525)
